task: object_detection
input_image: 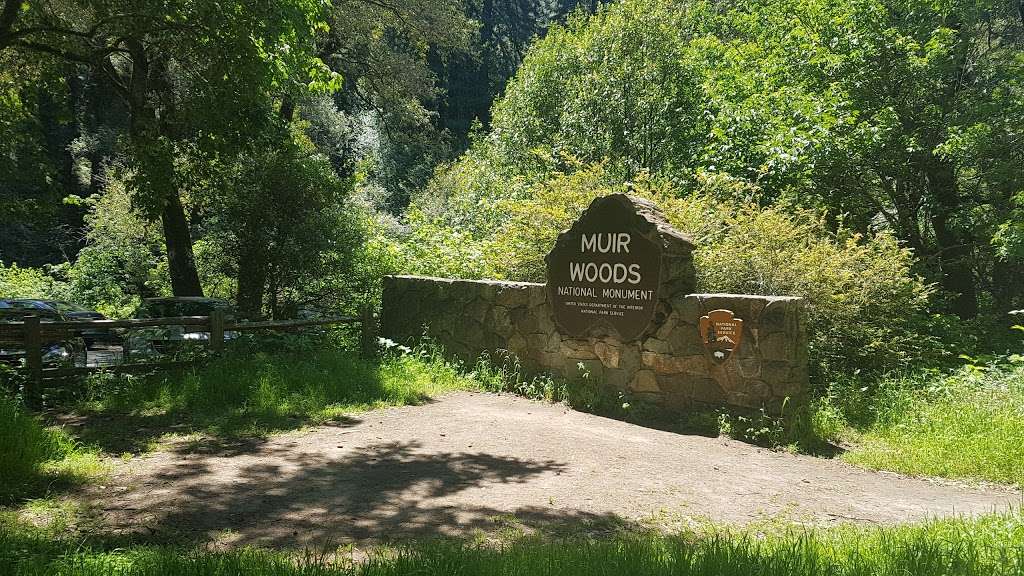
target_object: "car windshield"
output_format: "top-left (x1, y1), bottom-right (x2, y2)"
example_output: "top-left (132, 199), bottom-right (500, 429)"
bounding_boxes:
top-left (0, 300), bottom-right (50, 311)
top-left (45, 301), bottom-right (91, 313)
top-left (137, 300), bottom-right (234, 318)
top-left (0, 308), bottom-right (64, 322)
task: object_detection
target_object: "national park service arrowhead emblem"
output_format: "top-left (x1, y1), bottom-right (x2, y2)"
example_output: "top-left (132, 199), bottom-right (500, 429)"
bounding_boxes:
top-left (699, 309), bottom-right (744, 364)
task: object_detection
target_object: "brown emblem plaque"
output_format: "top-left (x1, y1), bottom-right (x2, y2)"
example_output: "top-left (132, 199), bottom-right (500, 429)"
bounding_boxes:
top-left (699, 309), bottom-right (744, 363)
top-left (545, 194), bottom-right (662, 341)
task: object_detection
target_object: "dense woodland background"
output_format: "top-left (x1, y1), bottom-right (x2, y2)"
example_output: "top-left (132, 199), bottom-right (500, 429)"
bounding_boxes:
top-left (1, 0), bottom-right (1023, 386)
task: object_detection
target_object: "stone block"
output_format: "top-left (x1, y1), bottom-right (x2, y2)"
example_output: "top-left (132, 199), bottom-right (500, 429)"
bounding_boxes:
top-left (617, 345), bottom-right (642, 374)
top-left (674, 296), bottom-right (702, 325)
top-left (761, 361), bottom-right (792, 386)
top-left (629, 370), bottom-right (660, 393)
top-left (738, 356), bottom-right (762, 379)
top-left (491, 306), bottom-right (514, 337)
top-left (667, 328), bottom-right (705, 357)
top-left (643, 337), bottom-right (671, 354)
top-left (594, 341), bottom-right (621, 368)
top-left (495, 284), bottom-right (532, 308)
top-left (642, 352), bottom-right (708, 376)
top-left (690, 377), bottom-right (727, 404)
top-left (759, 332), bottom-right (792, 362)
top-left (760, 299), bottom-right (791, 333)
top-left (560, 339), bottom-right (598, 360)
top-left (654, 311), bottom-right (681, 340)
top-left (507, 333), bottom-right (527, 356)
top-left (526, 332), bottom-right (559, 354)
top-left (655, 373), bottom-right (692, 396)
top-left (528, 285), bottom-right (548, 308)
top-left (603, 367), bottom-right (631, 389)
top-left (467, 298), bottom-right (491, 323)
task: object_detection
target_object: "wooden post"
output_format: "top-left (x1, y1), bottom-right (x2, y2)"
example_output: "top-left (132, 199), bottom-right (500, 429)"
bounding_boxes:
top-left (360, 304), bottom-right (377, 359)
top-left (24, 316), bottom-right (42, 406)
top-left (209, 310), bottom-right (225, 353)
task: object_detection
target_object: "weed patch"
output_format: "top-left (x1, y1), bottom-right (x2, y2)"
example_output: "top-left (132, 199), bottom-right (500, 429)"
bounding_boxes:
top-left (0, 394), bottom-right (105, 504)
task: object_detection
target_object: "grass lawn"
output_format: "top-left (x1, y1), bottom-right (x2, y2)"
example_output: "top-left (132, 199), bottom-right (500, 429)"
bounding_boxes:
top-left (1, 506), bottom-right (1022, 576)
top-left (67, 345), bottom-right (478, 453)
top-left (838, 363), bottom-right (1024, 486)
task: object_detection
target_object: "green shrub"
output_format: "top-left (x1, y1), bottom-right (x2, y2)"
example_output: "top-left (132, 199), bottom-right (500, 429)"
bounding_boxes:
top-left (682, 201), bottom-right (941, 382)
top-left (0, 261), bottom-right (63, 299)
top-left (400, 165), bottom-right (939, 384)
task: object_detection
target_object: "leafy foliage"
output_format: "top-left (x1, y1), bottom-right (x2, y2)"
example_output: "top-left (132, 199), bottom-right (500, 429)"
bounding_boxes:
top-left (440, 0), bottom-right (1024, 318)
top-left (401, 163), bottom-right (941, 381)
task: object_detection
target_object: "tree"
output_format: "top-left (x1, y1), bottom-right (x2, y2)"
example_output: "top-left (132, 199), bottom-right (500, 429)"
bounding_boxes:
top-left (316, 0), bottom-right (476, 211)
top-left (742, 0), bottom-right (1024, 318)
top-left (427, 0), bottom-right (1024, 318)
top-left (2, 0), bottom-right (332, 295)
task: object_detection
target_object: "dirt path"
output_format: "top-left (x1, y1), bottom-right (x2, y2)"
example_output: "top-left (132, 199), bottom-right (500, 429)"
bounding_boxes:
top-left (93, 392), bottom-right (1020, 548)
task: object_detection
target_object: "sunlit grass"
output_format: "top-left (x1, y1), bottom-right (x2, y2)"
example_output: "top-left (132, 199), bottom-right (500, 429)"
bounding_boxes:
top-left (842, 364), bottom-right (1024, 486)
top-left (1, 509), bottom-right (1022, 576)
top-left (0, 394), bottom-right (107, 504)
top-left (74, 346), bottom-right (479, 444)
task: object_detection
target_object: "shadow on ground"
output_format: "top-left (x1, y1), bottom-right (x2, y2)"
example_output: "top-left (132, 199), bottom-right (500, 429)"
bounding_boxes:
top-left (108, 439), bottom-right (624, 548)
top-left (51, 411), bottom-right (368, 456)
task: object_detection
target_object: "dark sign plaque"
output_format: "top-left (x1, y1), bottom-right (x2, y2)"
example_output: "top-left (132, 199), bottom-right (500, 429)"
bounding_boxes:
top-left (545, 195), bottom-right (662, 341)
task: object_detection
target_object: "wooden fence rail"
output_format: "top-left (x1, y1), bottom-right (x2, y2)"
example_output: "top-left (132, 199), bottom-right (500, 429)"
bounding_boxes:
top-left (2, 308), bottom-right (377, 406)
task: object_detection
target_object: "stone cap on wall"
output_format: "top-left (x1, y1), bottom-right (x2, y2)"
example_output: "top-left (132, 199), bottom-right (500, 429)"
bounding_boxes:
top-left (387, 275), bottom-right (544, 288)
top-left (687, 293), bottom-right (802, 302)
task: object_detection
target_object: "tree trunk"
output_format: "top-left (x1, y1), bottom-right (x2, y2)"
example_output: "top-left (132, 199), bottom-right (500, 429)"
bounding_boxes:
top-left (161, 191), bottom-right (204, 296)
top-left (124, 39), bottom-right (203, 297)
top-left (926, 159), bottom-right (977, 319)
top-left (236, 244), bottom-right (268, 319)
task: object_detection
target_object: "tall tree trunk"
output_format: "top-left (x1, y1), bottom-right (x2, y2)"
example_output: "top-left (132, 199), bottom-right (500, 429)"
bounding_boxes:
top-left (991, 258), bottom-right (1024, 317)
top-left (236, 240), bottom-right (268, 319)
top-left (125, 39), bottom-right (203, 297)
top-left (161, 191), bottom-right (204, 296)
top-left (926, 159), bottom-right (977, 319)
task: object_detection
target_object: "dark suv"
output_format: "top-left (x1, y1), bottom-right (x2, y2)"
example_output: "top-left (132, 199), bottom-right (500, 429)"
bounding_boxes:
top-left (0, 301), bottom-right (87, 368)
top-left (125, 297), bottom-right (239, 357)
top-left (6, 299), bottom-right (112, 345)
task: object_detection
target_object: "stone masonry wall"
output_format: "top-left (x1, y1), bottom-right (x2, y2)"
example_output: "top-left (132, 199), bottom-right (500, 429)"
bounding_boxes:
top-left (381, 275), bottom-right (808, 413)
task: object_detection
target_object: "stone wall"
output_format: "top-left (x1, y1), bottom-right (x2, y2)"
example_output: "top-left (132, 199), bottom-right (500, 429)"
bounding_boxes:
top-left (381, 275), bottom-right (808, 413)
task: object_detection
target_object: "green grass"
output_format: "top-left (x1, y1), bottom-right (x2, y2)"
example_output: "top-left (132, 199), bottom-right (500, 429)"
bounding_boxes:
top-left (0, 394), bottom-right (105, 504)
top-left (1, 509), bottom-right (1022, 575)
top-left (3, 344), bottom-right (477, 501)
top-left (67, 345), bottom-right (478, 453)
top-left (840, 363), bottom-right (1024, 486)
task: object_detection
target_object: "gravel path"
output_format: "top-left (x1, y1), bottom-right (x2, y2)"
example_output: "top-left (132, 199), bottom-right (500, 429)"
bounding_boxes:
top-left (94, 392), bottom-right (1021, 548)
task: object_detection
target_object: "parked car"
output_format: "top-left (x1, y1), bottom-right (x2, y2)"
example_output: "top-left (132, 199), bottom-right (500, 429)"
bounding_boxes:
top-left (0, 301), bottom-right (87, 368)
top-left (7, 299), bottom-right (113, 346)
top-left (125, 297), bottom-right (240, 358)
